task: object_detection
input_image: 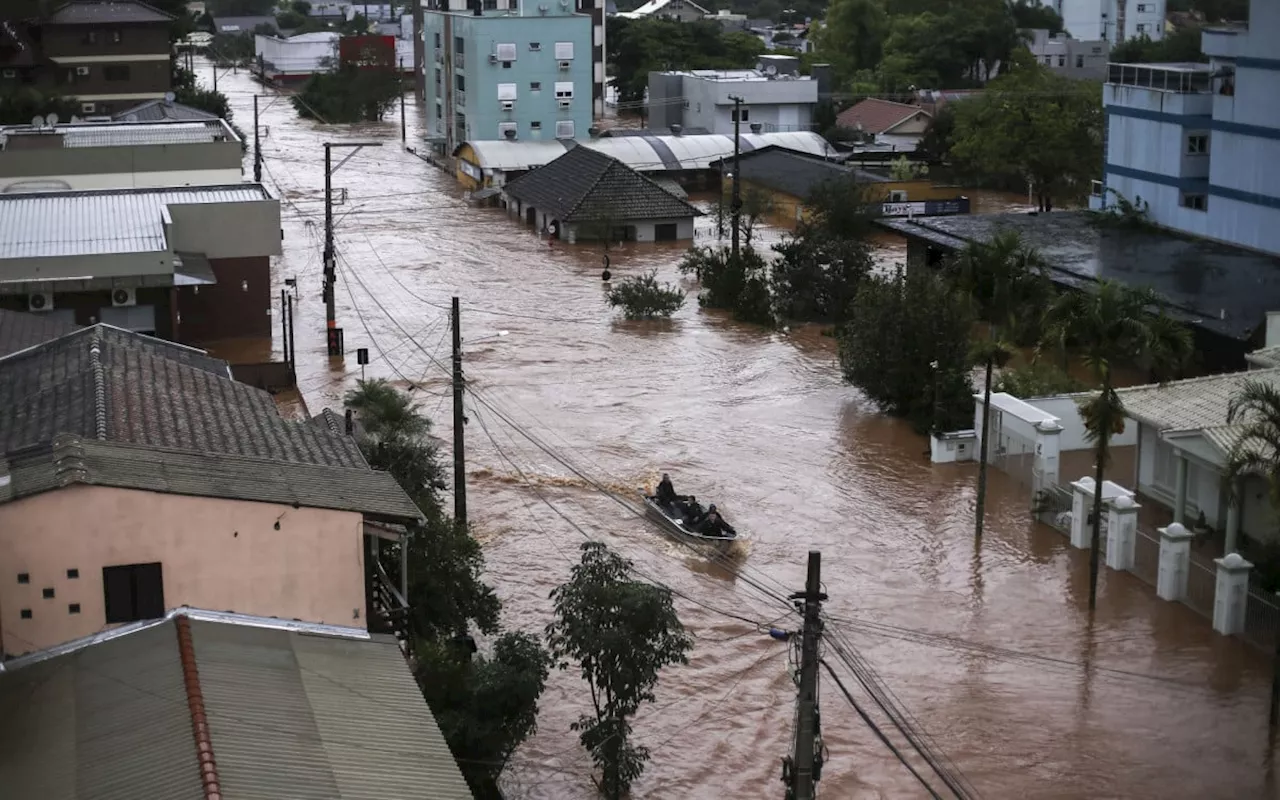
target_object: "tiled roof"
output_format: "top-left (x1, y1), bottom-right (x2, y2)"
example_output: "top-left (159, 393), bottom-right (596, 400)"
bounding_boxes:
top-left (211, 14), bottom-right (278, 32)
top-left (0, 325), bottom-right (369, 469)
top-left (0, 308), bottom-right (80, 358)
top-left (1118, 368), bottom-right (1280, 456)
top-left (836, 98), bottom-right (931, 135)
top-left (5, 434), bottom-right (421, 520)
top-left (503, 144), bottom-right (702, 223)
top-left (46, 0), bottom-right (176, 25)
top-left (0, 120), bottom-right (234, 148)
top-left (111, 98), bottom-right (220, 122)
top-left (710, 145), bottom-right (858, 201)
top-left (1246, 345), bottom-right (1280, 368)
top-left (0, 612), bottom-right (473, 799)
top-left (0, 184), bottom-right (272, 259)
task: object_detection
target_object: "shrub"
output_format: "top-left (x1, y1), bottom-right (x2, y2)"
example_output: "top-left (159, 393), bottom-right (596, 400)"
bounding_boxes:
top-left (993, 361), bottom-right (1085, 398)
top-left (606, 271), bottom-right (685, 319)
top-left (677, 245), bottom-right (774, 326)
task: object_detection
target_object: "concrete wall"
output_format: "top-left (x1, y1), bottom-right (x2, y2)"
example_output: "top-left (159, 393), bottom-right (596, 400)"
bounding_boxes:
top-left (175, 256), bottom-right (273, 342)
top-left (0, 485), bottom-right (367, 656)
top-left (166, 200), bottom-right (283, 259)
top-left (0, 136), bottom-right (243, 191)
top-left (1027, 393), bottom-right (1137, 451)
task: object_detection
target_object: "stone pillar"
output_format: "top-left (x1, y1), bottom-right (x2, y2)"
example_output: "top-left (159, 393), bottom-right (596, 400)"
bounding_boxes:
top-left (1105, 494), bottom-right (1140, 572)
top-left (1212, 552), bottom-right (1253, 635)
top-left (1157, 522), bottom-right (1194, 601)
top-left (1225, 485), bottom-right (1241, 556)
top-left (1173, 455), bottom-right (1188, 524)
top-left (1069, 477), bottom-right (1095, 549)
top-left (1032, 420), bottom-right (1062, 498)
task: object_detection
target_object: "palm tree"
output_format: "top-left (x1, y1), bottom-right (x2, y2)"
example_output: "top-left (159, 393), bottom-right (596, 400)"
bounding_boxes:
top-left (956, 230), bottom-right (1051, 540)
top-left (1041, 281), bottom-right (1192, 611)
top-left (1223, 379), bottom-right (1280, 556)
top-left (345, 378), bottom-right (444, 512)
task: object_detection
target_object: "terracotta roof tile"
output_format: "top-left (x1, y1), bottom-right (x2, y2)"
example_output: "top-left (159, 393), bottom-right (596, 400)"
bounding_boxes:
top-left (836, 98), bottom-right (932, 135)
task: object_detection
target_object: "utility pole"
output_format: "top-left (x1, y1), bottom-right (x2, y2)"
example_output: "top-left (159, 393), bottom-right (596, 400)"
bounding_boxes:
top-left (786, 550), bottom-right (826, 800)
top-left (322, 140), bottom-right (382, 355)
top-left (451, 296), bottom-right (468, 529)
top-left (729, 94), bottom-right (743, 260)
top-left (399, 57), bottom-right (406, 144)
top-left (253, 94), bottom-right (262, 182)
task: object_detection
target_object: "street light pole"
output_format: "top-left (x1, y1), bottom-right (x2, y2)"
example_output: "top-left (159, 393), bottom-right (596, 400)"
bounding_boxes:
top-left (322, 140), bottom-right (383, 356)
top-left (729, 94), bottom-right (743, 261)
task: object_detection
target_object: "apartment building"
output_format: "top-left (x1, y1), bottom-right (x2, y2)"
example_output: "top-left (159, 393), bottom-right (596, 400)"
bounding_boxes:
top-left (41, 0), bottom-right (176, 117)
top-left (647, 55), bottom-right (827, 136)
top-left (1094, 0), bottom-right (1280, 255)
top-left (424, 0), bottom-right (594, 152)
top-left (1027, 28), bottom-right (1110, 79)
top-left (1054, 0), bottom-right (1166, 44)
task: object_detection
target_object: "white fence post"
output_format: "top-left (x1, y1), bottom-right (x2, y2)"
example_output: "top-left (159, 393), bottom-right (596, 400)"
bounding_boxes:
top-left (1212, 553), bottom-right (1253, 635)
top-left (1070, 478), bottom-right (1094, 549)
top-left (1105, 495), bottom-right (1140, 572)
top-left (1157, 522), bottom-right (1194, 602)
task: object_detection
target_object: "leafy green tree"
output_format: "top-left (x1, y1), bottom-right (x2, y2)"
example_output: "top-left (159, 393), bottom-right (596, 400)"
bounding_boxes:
top-left (1010, 0), bottom-right (1064, 35)
top-left (677, 245), bottom-right (774, 326)
top-left (739, 183), bottom-right (775, 245)
top-left (293, 65), bottom-right (402, 122)
top-left (993, 361), bottom-right (1084, 398)
top-left (1111, 27), bottom-right (1207, 63)
top-left (953, 230), bottom-right (1050, 540)
top-left (949, 50), bottom-right (1102, 211)
top-left (915, 102), bottom-right (955, 162)
top-left (811, 0), bottom-right (888, 87)
top-left (1041, 282), bottom-right (1192, 610)
top-left (607, 17), bottom-right (764, 104)
top-left (606, 271), bottom-right (686, 319)
top-left (838, 266), bottom-right (976, 433)
top-left (275, 9), bottom-right (307, 28)
top-left (546, 542), bottom-right (693, 800)
top-left (415, 633), bottom-right (551, 798)
top-left (878, 0), bottom-right (1020, 89)
top-left (0, 87), bottom-right (79, 125)
top-left (1223, 381), bottom-right (1280, 560)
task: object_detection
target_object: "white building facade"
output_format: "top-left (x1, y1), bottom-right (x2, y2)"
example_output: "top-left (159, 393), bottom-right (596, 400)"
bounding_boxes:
top-left (1054, 0), bottom-right (1167, 44)
top-left (1094, 0), bottom-right (1280, 256)
top-left (647, 55), bottom-right (820, 136)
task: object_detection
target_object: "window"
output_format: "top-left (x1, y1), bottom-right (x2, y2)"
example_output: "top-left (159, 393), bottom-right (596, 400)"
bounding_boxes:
top-left (111, 30), bottom-right (122, 43)
top-left (483, 0), bottom-right (497, 8)
top-left (434, 68), bottom-right (442, 88)
top-left (1136, 3), bottom-right (1149, 11)
top-left (498, 82), bottom-right (517, 100)
top-left (1187, 134), bottom-right (1208, 154)
top-left (556, 120), bottom-right (575, 139)
top-left (456, 74), bottom-right (466, 91)
top-left (554, 81), bottom-right (574, 98)
top-left (732, 107), bottom-right (749, 122)
top-left (1136, 23), bottom-right (1147, 34)
top-left (42, 587), bottom-right (54, 599)
top-left (434, 32), bottom-right (441, 48)
top-left (102, 562), bottom-right (165, 623)
top-left (1076, 55), bottom-right (1084, 68)
top-left (435, 101), bottom-right (442, 118)
top-left (1057, 55), bottom-right (1065, 67)
top-left (69, 603), bottom-right (81, 614)
top-left (529, 42), bottom-right (541, 51)
top-left (83, 31), bottom-right (98, 44)
top-left (530, 81), bottom-right (541, 91)
top-left (17, 572), bottom-right (29, 584)
top-left (496, 43), bottom-right (517, 61)
top-left (1044, 56), bottom-right (1052, 65)
top-left (2, 69), bottom-right (15, 79)
top-left (20, 609), bottom-right (31, 619)
top-left (531, 120), bottom-right (542, 129)
top-left (67, 568), bottom-right (79, 579)
top-left (1180, 193), bottom-right (1207, 211)
top-left (454, 36), bottom-right (465, 53)
top-left (503, 61), bottom-right (512, 68)
top-left (888, 190), bottom-right (908, 202)
top-left (554, 41), bottom-right (574, 59)
top-left (104, 65), bottom-right (130, 82)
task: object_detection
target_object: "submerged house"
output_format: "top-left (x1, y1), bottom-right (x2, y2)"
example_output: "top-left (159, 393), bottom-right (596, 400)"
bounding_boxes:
top-left (501, 145), bottom-right (702, 242)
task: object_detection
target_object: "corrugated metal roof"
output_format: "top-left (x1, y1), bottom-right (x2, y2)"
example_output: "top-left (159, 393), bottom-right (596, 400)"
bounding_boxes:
top-left (192, 619), bottom-right (473, 800)
top-left (0, 184), bottom-right (272, 259)
top-left (0, 120), bottom-right (234, 148)
top-left (111, 99), bottom-right (220, 122)
top-left (0, 622), bottom-right (203, 800)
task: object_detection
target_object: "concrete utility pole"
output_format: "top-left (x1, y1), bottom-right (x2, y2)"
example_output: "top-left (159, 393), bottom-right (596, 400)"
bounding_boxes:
top-left (323, 140), bottom-right (382, 355)
top-left (788, 550), bottom-right (827, 800)
top-left (400, 57), bottom-right (407, 144)
top-left (729, 94), bottom-right (743, 260)
top-left (451, 296), bottom-right (468, 528)
top-left (253, 94), bottom-right (262, 182)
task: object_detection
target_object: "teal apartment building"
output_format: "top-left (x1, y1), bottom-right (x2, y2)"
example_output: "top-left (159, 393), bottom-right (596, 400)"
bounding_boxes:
top-left (423, 0), bottom-right (596, 154)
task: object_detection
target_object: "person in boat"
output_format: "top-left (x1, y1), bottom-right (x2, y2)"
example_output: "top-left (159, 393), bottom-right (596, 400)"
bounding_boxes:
top-left (655, 473), bottom-right (681, 508)
top-left (698, 505), bottom-right (736, 538)
top-left (678, 495), bottom-right (705, 525)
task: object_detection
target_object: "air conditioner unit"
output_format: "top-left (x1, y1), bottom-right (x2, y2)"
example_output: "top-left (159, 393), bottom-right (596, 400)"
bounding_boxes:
top-left (501, 100), bottom-right (514, 111)
top-left (558, 98), bottom-right (571, 108)
top-left (75, 66), bottom-right (89, 76)
top-left (503, 128), bottom-right (517, 139)
top-left (558, 60), bottom-right (571, 70)
top-left (489, 53), bottom-right (499, 63)
top-left (27, 292), bottom-right (53, 312)
top-left (111, 287), bottom-right (137, 307)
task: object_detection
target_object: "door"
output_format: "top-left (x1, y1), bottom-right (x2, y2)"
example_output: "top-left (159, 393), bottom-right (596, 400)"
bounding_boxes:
top-left (654, 223), bottom-right (678, 242)
top-left (526, 206), bottom-right (536, 225)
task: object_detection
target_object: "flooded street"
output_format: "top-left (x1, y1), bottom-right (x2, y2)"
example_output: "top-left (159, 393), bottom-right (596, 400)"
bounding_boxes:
top-left (215, 64), bottom-right (1277, 799)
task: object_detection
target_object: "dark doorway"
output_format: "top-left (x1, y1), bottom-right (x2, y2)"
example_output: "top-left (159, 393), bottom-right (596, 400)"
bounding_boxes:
top-left (102, 562), bottom-right (165, 623)
top-left (654, 223), bottom-right (678, 242)
top-left (526, 206), bottom-right (536, 225)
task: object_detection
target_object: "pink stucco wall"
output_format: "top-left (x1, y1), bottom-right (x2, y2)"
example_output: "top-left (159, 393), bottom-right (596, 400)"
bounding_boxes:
top-left (0, 484), bottom-right (367, 657)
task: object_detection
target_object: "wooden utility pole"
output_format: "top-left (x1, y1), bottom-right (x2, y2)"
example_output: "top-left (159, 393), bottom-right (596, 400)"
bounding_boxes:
top-left (322, 140), bottom-right (381, 355)
top-left (451, 296), bottom-right (468, 528)
top-left (729, 94), bottom-right (743, 260)
top-left (788, 550), bottom-right (826, 800)
top-left (253, 94), bottom-right (262, 182)
top-left (399, 57), bottom-right (406, 144)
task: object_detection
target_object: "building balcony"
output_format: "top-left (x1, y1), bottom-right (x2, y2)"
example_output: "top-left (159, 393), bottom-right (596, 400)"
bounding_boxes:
top-left (1106, 62), bottom-right (1214, 94)
top-left (1202, 25), bottom-right (1246, 60)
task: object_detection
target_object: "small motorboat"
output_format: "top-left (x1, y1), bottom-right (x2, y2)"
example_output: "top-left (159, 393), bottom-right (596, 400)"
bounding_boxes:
top-left (640, 492), bottom-right (738, 551)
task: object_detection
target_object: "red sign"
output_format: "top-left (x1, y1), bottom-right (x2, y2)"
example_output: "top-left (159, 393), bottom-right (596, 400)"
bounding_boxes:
top-left (339, 35), bottom-right (395, 69)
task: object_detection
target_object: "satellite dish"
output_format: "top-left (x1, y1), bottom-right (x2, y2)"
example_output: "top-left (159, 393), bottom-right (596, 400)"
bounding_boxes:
top-left (45, 112), bottom-right (59, 126)
top-left (30, 115), bottom-right (43, 127)
top-left (126, 113), bottom-right (139, 122)
top-left (164, 91), bottom-right (176, 104)
top-left (765, 64), bottom-right (778, 75)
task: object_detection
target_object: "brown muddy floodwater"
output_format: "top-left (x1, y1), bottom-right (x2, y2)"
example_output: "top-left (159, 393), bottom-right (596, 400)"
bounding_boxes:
top-left (211, 62), bottom-right (1278, 799)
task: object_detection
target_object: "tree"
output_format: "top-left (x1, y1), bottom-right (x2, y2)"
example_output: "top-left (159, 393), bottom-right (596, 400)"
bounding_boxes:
top-left (416, 633), bottom-right (551, 798)
top-left (877, 0), bottom-right (1020, 89)
top-left (293, 64), bottom-right (401, 122)
top-left (275, 9), bottom-right (308, 28)
top-left (677, 245), bottom-right (774, 326)
top-left (953, 230), bottom-right (1050, 540)
top-left (838, 266), bottom-right (976, 432)
top-left (888, 155), bottom-right (928, 181)
top-left (1041, 282), bottom-right (1192, 610)
top-left (1111, 27), bottom-right (1207, 64)
top-left (993, 361), bottom-right (1084, 398)
top-left (0, 87), bottom-right (79, 126)
top-left (546, 542), bottom-right (693, 799)
top-left (607, 17), bottom-right (764, 104)
top-left (916, 102), bottom-right (956, 163)
top-left (1221, 380), bottom-right (1280, 558)
top-left (606, 271), bottom-right (686, 319)
top-left (1010, 0), bottom-right (1064, 35)
top-left (949, 50), bottom-right (1102, 211)
top-left (811, 0), bottom-right (888, 88)
top-left (739, 184), bottom-right (775, 245)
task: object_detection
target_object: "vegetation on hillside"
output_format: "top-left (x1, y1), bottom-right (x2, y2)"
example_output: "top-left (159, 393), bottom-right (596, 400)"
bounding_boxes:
top-left (608, 17), bottom-right (765, 103)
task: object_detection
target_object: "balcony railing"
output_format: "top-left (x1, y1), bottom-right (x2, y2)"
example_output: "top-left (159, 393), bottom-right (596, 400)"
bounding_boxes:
top-left (1107, 61), bottom-right (1213, 93)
